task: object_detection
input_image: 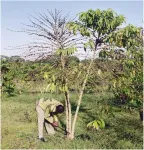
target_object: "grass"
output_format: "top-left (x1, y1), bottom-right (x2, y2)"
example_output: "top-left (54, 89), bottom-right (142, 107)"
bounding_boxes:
top-left (1, 92), bottom-right (143, 149)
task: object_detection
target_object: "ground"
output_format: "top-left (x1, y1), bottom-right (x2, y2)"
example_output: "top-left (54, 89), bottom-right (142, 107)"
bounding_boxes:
top-left (1, 92), bottom-right (143, 149)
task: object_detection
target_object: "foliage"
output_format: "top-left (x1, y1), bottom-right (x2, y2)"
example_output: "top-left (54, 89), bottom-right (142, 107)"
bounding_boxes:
top-left (111, 48), bottom-right (143, 109)
top-left (107, 26), bottom-right (143, 110)
top-left (105, 24), bottom-right (142, 48)
top-left (68, 8), bottom-right (125, 37)
top-left (87, 119), bottom-right (105, 130)
top-left (96, 23), bottom-right (143, 112)
top-left (1, 60), bottom-right (15, 96)
top-left (1, 54), bottom-right (82, 96)
top-left (85, 59), bottom-right (120, 93)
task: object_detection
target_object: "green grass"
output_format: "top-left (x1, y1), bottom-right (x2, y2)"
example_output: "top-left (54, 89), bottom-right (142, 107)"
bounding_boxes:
top-left (1, 92), bottom-right (143, 149)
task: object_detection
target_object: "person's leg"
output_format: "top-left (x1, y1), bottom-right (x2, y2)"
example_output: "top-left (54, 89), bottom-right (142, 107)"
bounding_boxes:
top-left (45, 122), bottom-right (55, 135)
top-left (36, 101), bottom-right (45, 138)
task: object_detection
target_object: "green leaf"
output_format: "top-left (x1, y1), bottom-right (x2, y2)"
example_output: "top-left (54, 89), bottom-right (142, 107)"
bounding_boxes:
top-left (97, 120), bottom-right (102, 127)
top-left (100, 119), bottom-right (105, 128)
top-left (87, 122), bottom-right (93, 128)
top-left (93, 121), bottom-right (99, 130)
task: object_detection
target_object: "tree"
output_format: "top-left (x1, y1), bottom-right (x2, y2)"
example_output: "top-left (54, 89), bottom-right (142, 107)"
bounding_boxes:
top-left (9, 9), bottom-right (82, 139)
top-left (67, 8), bottom-right (125, 139)
top-left (97, 24), bottom-right (143, 118)
top-left (109, 25), bottom-right (143, 112)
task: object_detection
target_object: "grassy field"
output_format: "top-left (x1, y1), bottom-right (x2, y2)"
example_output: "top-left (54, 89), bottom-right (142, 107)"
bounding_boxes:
top-left (1, 92), bottom-right (143, 149)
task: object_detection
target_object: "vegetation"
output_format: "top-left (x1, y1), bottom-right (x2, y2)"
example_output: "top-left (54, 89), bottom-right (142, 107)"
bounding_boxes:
top-left (67, 9), bottom-right (126, 139)
top-left (1, 7), bottom-right (143, 149)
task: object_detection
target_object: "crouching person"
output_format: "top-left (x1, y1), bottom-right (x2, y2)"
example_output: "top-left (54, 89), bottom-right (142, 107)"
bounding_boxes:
top-left (36, 98), bottom-right (64, 142)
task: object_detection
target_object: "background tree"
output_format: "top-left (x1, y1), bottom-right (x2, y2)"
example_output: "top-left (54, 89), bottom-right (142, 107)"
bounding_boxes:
top-left (108, 25), bottom-right (143, 113)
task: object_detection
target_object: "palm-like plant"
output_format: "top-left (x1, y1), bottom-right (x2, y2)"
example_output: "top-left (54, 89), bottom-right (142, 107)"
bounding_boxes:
top-left (7, 9), bottom-right (82, 138)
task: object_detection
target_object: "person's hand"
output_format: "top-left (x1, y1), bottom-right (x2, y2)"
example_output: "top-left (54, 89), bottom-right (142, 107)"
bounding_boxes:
top-left (52, 122), bottom-right (58, 127)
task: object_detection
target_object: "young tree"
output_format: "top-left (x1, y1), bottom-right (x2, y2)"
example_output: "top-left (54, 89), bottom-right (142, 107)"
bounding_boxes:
top-left (8, 9), bottom-right (82, 138)
top-left (67, 8), bottom-right (125, 139)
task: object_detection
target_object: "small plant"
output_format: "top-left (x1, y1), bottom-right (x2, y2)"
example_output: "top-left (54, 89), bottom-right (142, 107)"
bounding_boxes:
top-left (1, 63), bottom-right (15, 96)
top-left (87, 119), bottom-right (105, 130)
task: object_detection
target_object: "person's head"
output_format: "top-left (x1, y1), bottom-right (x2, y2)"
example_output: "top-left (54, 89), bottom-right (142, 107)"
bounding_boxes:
top-left (55, 105), bottom-right (64, 114)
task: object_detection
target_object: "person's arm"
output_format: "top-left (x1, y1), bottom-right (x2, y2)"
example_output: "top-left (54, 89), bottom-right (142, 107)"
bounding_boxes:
top-left (50, 114), bottom-right (58, 127)
top-left (47, 98), bottom-right (63, 127)
top-left (53, 115), bottom-right (58, 122)
top-left (44, 107), bottom-right (53, 123)
top-left (45, 109), bottom-right (59, 126)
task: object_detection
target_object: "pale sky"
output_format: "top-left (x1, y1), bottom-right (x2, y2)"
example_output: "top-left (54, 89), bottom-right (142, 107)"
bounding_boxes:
top-left (1, 0), bottom-right (143, 57)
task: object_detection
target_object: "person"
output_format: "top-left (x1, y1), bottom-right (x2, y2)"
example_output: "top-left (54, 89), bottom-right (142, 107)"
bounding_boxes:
top-left (36, 98), bottom-right (64, 142)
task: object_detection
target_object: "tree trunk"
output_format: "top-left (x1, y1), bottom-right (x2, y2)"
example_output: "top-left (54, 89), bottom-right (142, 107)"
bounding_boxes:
top-left (70, 59), bottom-right (94, 139)
top-left (60, 53), bottom-right (72, 138)
top-left (65, 91), bottom-right (69, 134)
top-left (70, 45), bottom-right (97, 139)
top-left (64, 91), bottom-right (72, 138)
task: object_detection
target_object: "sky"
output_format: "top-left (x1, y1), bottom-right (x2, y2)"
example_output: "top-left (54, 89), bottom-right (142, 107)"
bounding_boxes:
top-left (1, 0), bottom-right (143, 57)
